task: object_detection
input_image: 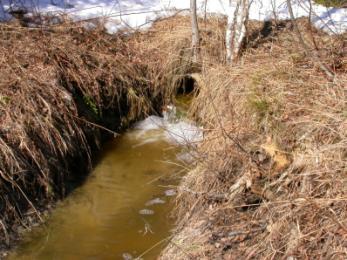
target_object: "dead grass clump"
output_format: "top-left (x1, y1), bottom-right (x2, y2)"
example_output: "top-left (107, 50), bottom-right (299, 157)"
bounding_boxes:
top-left (127, 15), bottom-right (227, 97)
top-left (161, 18), bottom-right (347, 259)
top-left (0, 18), bottom-right (189, 248)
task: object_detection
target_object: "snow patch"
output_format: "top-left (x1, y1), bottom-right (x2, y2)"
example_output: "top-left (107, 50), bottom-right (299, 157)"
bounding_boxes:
top-left (133, 113), bottom-right (203, 146)
top-left (0, 0), bottom-right (346, 34)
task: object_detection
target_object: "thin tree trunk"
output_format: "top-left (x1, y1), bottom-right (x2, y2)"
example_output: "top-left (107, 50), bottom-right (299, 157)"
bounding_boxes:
top-left (204, 0), bottom-right (208, 23)
top-left (191, 0), bottom-right (200, 63)
top-left (226, 0), bottom-right (249, 64)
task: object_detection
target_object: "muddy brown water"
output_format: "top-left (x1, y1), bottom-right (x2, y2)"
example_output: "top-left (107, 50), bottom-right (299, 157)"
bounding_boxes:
top-left (9, 125), bottom-right (186, 259)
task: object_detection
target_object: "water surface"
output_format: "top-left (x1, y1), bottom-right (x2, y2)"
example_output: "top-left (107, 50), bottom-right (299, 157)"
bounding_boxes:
top-left (10, 126), bottom-right (185, 259)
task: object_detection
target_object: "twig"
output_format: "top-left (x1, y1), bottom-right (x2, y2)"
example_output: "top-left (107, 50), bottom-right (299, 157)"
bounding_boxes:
top-left (179, 186), bottom-right (228, 200)
top-left (286, 0), bottom-right (335, 81)
top-left (169, 239), bottom-right (195, 259)
top-left (0, 170), bottom-right (43, 223)
top-left (0, 219), bottom-right (9, 246)
top-left (135, 236), bottom-right (172, 259)
top-left (307, 0), bottom-right (319, 50)
top-left (72, 115), bottom-right (119, 137)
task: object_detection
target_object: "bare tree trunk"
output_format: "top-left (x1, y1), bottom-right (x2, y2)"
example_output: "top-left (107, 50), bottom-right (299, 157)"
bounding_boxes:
top-left (226, 0), bottom-right (249, 64)
top-left (191, 0), bottom-right (200, 63)
top-left (204, 0), bottom-right (208, 22)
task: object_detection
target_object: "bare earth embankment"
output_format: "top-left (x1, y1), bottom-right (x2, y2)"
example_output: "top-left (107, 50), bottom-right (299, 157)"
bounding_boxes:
top-left (0, 17), bottom-right (193, 254)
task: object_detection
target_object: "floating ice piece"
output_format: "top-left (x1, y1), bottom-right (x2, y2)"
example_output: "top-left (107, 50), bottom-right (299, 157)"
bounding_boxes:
top-left (164, 189), bottom-right (176, 197)
top-left (132, 107), bottom-right (203, 146)
top-left (134, 115), bottom-right (164, 131)
top-left (164, 121), bottom-right (203, 145)
top-left (145, 198), bottom-right (166, 206)
top-left (138, 209), bottom-right (154, 215)
top-left (122, 253), bottom-right (133, 260)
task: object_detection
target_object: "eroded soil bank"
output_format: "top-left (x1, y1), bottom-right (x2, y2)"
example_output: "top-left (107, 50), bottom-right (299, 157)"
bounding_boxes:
top-left (0, 17), bottom-right (194, 255)
top-left (9, 121), bottom-right (186, 259)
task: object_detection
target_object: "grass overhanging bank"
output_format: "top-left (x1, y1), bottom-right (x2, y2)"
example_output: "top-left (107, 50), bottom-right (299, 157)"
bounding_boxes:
top-left (159, 18), bottom-right (347, 259)
top-left (0, 17), bottom-right (196, 252)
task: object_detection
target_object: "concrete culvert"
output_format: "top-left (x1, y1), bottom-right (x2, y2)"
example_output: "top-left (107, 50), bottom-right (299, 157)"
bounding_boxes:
top-left (176, 75), bottom-right (197, 95)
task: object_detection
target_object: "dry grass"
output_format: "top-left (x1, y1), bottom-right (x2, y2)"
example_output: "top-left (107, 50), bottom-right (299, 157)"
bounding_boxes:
top-left (0, 21), bottom-right (147, 246)
top-left (0, 13), bottom-right (346, 258)
top-left (0, 16), bottom-right (197, 249)
top-left (161, 18), bottom-right (347, 259)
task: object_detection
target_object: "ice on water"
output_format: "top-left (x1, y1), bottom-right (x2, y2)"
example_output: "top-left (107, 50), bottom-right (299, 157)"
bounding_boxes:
top-left (132, 105), bottom-right (203, 146)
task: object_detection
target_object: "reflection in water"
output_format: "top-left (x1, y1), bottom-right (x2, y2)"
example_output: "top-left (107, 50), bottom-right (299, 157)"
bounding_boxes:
top-left (10, 125), bottom-right (186, 259)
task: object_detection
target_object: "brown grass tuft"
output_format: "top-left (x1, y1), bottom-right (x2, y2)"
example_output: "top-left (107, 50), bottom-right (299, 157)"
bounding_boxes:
top-left (161, 18), bottom-right (347, 259)
top-left (0, 16), bottom-right (196, 249)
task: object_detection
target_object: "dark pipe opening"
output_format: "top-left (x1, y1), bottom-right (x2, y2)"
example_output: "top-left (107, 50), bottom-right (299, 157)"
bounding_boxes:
top-left (176, 76), bottom-right (196, 95)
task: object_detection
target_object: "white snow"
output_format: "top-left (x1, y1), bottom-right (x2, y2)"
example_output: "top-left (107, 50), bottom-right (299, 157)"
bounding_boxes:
top-left (134, 115), bottom-right (165, 132)
top-left (133, 114), bottom-right (203, 146)
top-left (0, 0), bottom-right (346, 34)
top-left (132, 104), bottom-right (203, 146)
top-left (164, 120), bottom-right (203, 145)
